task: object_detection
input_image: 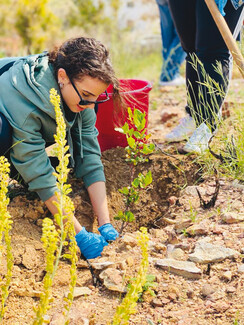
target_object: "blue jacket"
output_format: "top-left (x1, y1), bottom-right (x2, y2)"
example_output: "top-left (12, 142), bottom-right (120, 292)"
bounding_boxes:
top-left (0, 52), bottom-right (105, 201)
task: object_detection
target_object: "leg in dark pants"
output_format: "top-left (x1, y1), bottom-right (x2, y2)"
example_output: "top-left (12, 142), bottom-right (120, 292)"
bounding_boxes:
top-left (168, 0), bottom-right (244, 129)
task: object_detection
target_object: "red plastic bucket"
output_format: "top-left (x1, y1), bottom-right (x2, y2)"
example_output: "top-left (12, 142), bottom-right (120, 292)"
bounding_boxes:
top-left (95, 79), bottom-right (152, 152)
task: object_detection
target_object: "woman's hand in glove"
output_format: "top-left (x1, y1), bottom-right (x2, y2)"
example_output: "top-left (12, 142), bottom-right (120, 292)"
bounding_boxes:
top-left (98, 223), bottom-right (119, 242)
top-left (75, 227), bottom-right (108, 259)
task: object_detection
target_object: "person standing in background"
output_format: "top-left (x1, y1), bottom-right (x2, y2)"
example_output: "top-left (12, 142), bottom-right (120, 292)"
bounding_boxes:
top-left (156, 0), bottom-right (186, 86)
top-left (165, 0), bottom-right (244, 153)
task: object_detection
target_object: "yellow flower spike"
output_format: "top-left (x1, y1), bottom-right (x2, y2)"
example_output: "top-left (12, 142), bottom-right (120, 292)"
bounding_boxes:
top-left (33, 89), bottom-right (77, 324)
top-left (112, 227), bottom-right (149, 325)
top-left (0, 156), bottom-right (13, 322)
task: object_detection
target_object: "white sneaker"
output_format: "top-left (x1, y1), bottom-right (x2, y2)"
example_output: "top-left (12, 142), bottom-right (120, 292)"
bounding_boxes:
top-left (159, 76), bottom-right (185, 87)
top-left (164, 115), bottom-right (196, 142)
top-left (183, 123), bottom-right (212, 154)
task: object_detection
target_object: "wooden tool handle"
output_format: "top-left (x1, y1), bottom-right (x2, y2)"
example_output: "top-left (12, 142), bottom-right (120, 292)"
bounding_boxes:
top-left (205, 0), bottom-right (244, 78)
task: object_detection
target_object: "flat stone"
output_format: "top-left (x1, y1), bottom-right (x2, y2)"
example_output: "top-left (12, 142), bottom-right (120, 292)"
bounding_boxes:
top-left (175, 219), bottom-right (193, 234)
top-left (90, 261), bottom-right (115, 270)
top-left (155, 258), bottom-right (201, 279)
top-left (99, 268), bottom-right (126, 293)
top-left (65, 287), bottom-right (92, 298)
top-left (122, 233), bottom-right (138, 247)
top-left (181, 186), bottom-right (198, 197)
top-left (13, 288), bottom-right (41, 297)
top-left (186, 223), bottom-right (209, 236)
top-left (222, 271), bottom-right (232, 281)
top-left (221, 212), bottom-right (244, 224)
top-left (189, 241), bottom-right (239, 264)
top-left (237, 264), bottom-right (244, 273)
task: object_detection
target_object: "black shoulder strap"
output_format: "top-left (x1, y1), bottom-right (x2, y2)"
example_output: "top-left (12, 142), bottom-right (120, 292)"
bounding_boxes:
top-left (0, 61), bottom-right (15, 76)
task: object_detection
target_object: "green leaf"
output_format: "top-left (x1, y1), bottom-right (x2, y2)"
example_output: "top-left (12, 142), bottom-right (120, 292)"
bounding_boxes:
top-left (122, 122), bottom-right (129, 133)
top-left (127, 137), bottom-right (136, 149)
top-left (133, 131), bottom-right (141, 139)
top-left (144, 171), bottom-right (152, 186)
top-left (124, 211), bottom-right (135, 222)
top-left (132, 178), bottom-right (140, 188)
top-left (119, 187), bottom-right (129, 195)
top-left (114, 210), bottom-right (125, 220)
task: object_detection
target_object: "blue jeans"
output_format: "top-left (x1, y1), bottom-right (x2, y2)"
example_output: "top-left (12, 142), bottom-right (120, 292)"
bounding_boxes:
top-left (156, 0), bottom-right (186, 82)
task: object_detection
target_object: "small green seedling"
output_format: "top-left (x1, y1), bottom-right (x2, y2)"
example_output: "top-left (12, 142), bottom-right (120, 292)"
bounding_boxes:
top-left (127, 274), bottom-right (157, 302)
top-left (115, 108), bottom-right (155, 234)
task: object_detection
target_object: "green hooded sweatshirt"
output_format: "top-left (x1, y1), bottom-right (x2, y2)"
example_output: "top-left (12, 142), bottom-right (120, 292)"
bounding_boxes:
top-left (0, 52), bottom-right (105, 201)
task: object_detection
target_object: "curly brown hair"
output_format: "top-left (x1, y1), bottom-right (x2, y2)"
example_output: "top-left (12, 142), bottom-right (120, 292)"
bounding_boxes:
top-left (48, 37), bottom-right (123, 110)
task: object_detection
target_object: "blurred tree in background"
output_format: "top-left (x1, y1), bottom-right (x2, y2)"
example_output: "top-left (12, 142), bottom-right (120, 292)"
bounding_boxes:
top-left (15, 0), bottom-right (61, 54)
top-left (67, 0), bottom-right (110, 31)
top-left (0, 0), bottom-right (120, 55)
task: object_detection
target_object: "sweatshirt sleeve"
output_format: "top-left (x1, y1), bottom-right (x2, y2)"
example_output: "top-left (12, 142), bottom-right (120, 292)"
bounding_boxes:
top-left (10, 110), bottom-right (58, 202)
top-left (72, 109), bottom-right (105, 187)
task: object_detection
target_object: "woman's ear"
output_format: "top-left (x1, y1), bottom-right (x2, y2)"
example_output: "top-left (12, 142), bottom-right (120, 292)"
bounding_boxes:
top-left (57, 68), bottom-right (68, 85)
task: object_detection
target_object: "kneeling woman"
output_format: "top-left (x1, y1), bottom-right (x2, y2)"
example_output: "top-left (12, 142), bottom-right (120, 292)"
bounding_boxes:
top-left (0, 37), bottom-right (121, 259)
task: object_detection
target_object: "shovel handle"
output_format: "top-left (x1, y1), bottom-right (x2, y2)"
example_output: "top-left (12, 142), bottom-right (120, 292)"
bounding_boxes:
top-left (205, 0), bottom-right (244, 78)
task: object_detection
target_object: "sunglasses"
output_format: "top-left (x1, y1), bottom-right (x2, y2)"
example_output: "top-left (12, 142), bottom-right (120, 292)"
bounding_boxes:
top-left (70, 78), bottom-right (110, 106)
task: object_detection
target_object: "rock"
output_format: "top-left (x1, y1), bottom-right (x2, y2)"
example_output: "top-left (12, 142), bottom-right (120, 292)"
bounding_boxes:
top-left (189, 241), bottom-right (239, 264)
top-left (168, 285), bottom-right (180, 298)
top-left (155, 258), bottom-right (202, 279)
top-left (186, 223), bottom-right (209, 236)
top-left (212, 301), bottom-right (230, 313)
top-left (99, 268), bottom-right (126, 293)
top-left (90, 261), bottom-right (115, 270)
top-left (187, 290), bottom-right (194, 299)
top-left (65, 287), bottom-right (92, 298)
top-left (151, 298), bottom-right (164, 307)
top-left (126, 256), bottom-right (134, 267)
top-left (50, 302), bottom-right (92, 325)
top-left (167, 196), bottom-right (178, 206)
top-left (167, 248), bottom-right (185, 261)
top-left (77, 260), bottom-right (88, 269)
top-left (154, 242), bottom-right (167, 253)
top-left (150, 229), bottom-right (168, 241)
top-left (13, 288), bottom-right (41, 297)
top-left (201, 284), bottom-right (215, 297)
top-left (222, 271), bottom-right (232, 281)
top-left (122, 233), bottom-right (138, 247)
top-left (221, 212), bottom-right (244, 224)
top-left (237, 264), bottom-right (244, 273)
top-left (182, 186), bottom-right (198, 197)
top-left (175, 219), bottom-right (193, 234)
top-left (226, 286), bottom-right (236, 293)
top-left (22, 245), bottom-right (40, 269)
top-left (161, 217), bottom-right (177, 225)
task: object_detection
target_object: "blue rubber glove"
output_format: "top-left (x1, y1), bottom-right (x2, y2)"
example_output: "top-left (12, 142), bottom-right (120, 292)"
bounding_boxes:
top-left (98, 223), bottom-right (119, 242)
top-left (215, 0), bottom-right (228, 16)
top-left (75, 227), bottom-right (108, 259)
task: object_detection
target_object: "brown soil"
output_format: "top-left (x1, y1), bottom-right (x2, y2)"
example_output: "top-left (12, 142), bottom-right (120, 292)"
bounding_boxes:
top-left (1, 79), bottom-right (244, 325)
